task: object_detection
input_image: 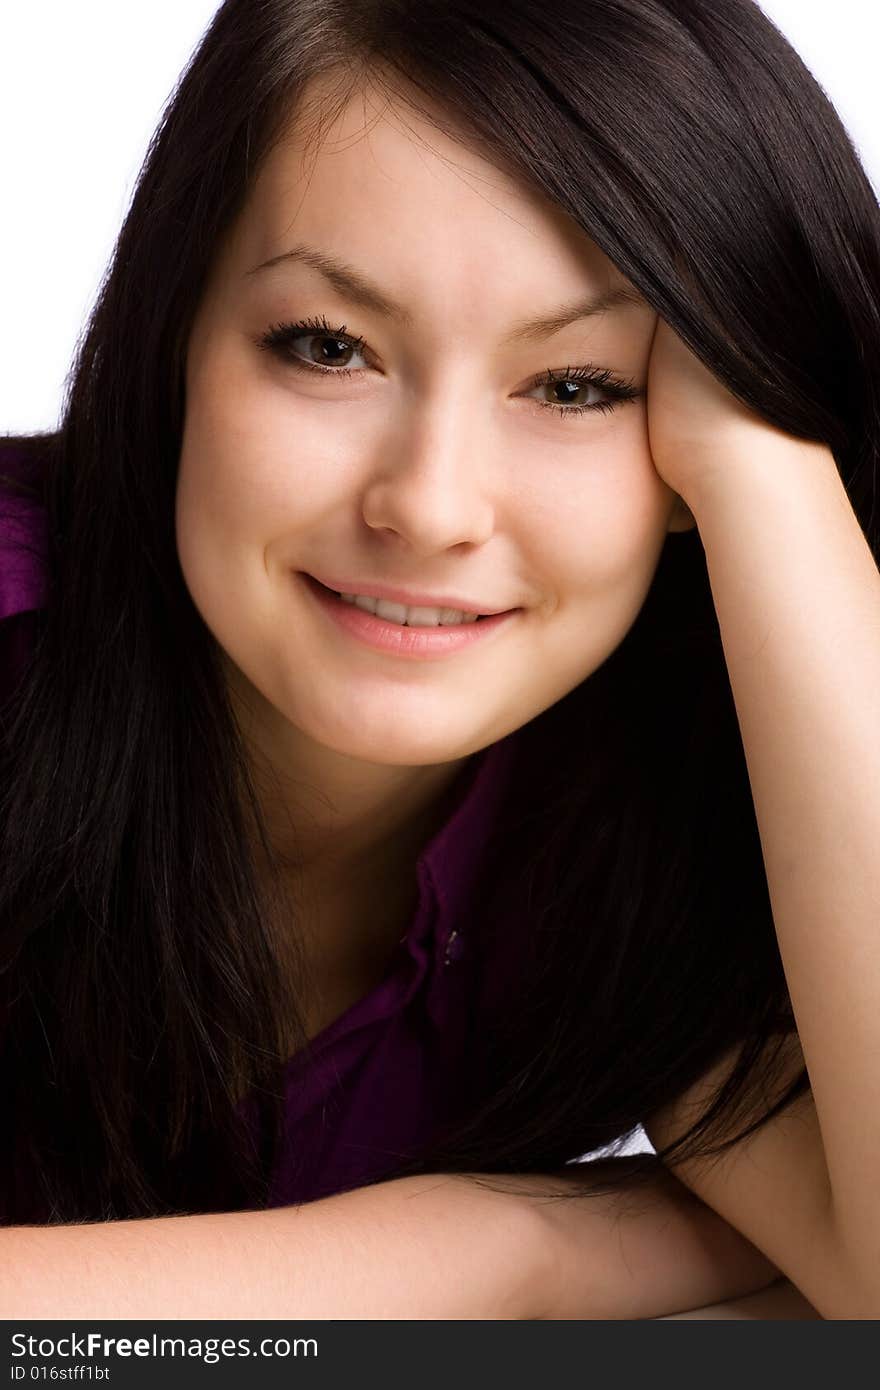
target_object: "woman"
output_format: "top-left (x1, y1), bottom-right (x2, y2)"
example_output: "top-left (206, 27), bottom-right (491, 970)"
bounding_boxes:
top-left (1, 0), bottom-right (878, 1318)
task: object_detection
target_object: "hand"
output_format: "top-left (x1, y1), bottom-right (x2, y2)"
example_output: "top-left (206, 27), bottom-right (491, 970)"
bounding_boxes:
top-left (645, 318), bottom-right (802, 511)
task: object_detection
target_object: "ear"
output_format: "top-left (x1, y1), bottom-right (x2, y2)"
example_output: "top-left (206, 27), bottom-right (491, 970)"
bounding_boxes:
top-left (667, 494), bottom-right (698, 533)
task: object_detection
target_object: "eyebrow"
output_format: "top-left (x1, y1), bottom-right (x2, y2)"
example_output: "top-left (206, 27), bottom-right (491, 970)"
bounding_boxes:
top-left (245, 243), bottom-right (647, 343)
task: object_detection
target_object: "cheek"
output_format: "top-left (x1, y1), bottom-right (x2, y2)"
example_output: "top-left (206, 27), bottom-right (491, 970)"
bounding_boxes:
top-left (178, 353), bottom-right (351, 545)
top-left (522, 429), bottom-right (672, 598)
top-left (517, 440), bottom-right (672, 704)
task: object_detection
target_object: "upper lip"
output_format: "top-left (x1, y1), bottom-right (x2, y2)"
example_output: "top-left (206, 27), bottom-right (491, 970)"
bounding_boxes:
top-left (305, 573), bottom-right (517, 616)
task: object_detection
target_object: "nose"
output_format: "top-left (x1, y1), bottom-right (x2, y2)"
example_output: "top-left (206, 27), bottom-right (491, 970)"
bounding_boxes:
top-left (360, 383), bottom-right (496, 556)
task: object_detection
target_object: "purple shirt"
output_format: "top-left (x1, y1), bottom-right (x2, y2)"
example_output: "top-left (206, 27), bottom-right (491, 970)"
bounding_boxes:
top-left (0, 443), bottom-right (527, 1205)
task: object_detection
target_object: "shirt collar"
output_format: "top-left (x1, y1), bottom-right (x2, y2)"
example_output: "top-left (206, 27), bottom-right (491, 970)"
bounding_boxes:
top-left (415, 729), bottom-right (521, 928)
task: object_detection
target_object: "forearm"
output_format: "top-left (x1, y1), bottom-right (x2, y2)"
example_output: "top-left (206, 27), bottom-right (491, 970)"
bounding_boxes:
top-left (659, 1277), bottom-right (821, 1319)
top-left (0, 1173), bottom-right (540, 1320)
top-left (687, 444), bottom-right (880, 1291)
top-left (0, 1162), bottom-right (786, 1322)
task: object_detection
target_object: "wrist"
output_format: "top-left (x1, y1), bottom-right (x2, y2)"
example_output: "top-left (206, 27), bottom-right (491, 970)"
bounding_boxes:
top-left (431, 1171), bottom-right (575, 1320)
top-left (681, 436), bottom-right (837, 522)
top-left (400, 1172), bottom-right (555, 1319)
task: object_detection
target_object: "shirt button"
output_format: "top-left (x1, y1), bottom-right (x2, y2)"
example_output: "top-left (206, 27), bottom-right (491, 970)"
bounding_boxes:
top-left (444, 928), bottom-right (465, 965)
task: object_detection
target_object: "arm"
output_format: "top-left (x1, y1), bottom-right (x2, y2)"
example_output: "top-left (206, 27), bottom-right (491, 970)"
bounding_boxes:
top-left (642, 320), bottom-right (880, 1318)
top-left (1, 1163), bottom-right (779, 1321)
top-left (659, 1278), bottom-right (821, 1319)
top-left (673, 445), bottom-right (880, 1318)
top-left (514, 1158), bottom-right (784, 1320)
top-left (0, 1173), bottom-right (537, 1320)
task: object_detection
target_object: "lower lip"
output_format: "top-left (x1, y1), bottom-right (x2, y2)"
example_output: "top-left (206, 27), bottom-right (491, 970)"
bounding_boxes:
top-left (298, 573), bottom-right (521, 660)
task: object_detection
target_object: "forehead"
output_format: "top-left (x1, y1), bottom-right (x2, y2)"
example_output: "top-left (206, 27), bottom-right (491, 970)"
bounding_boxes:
top-left (240, 67), bottom-right (628, 301)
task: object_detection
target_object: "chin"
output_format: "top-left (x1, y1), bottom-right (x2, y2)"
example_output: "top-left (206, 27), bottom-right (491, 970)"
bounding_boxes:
top-left (296, 702), bottom-right (477, 767)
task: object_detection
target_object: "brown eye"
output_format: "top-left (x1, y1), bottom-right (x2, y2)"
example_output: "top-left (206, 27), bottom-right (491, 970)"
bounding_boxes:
top-left (256, 316), bottom-right (369, 376)
top-left (293, 332), bottom-right (361, 369)
top-left (528, 377), bottom-right (606, 410)
top-left (522, 364), bottom-right (644, 420)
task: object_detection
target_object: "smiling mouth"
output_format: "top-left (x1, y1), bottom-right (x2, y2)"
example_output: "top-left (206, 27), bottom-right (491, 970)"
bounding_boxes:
top-left (309, 576), bottom-right (495, 623)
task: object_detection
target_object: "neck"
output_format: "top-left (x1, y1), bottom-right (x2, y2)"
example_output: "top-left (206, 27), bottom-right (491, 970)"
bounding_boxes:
top-left (223, 654), bottom-right (473, 878)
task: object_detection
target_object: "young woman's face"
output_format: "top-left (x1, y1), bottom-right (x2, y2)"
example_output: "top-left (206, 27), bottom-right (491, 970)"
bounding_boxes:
top-left (178, 70), bottom-right (694, 768)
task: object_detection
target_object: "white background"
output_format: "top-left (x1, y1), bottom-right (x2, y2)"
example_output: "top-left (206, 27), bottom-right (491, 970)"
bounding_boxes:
top-left (1, 1), bottom-right (878, 435)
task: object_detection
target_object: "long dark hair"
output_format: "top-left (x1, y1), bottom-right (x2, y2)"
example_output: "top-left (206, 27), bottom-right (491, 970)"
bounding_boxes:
top-left (2, 0), bottom-right (878, 1224)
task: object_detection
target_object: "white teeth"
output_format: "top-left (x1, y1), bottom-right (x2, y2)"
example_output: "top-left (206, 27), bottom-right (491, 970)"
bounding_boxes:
top-left (339, 593), bottom-right (480, 626)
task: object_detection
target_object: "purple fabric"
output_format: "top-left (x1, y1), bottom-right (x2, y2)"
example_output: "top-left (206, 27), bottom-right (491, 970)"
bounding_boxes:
top-left (262, 731), bottom-right (520, 1203)
top-left (0, 445), bottom-right (48, 712)
top-left (0, 443), bottom-right (527, 1204)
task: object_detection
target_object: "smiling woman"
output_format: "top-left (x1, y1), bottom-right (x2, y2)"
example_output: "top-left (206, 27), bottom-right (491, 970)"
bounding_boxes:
top-left (1, 0), bottom-right (878, 1321)
top-left (177, 72), bottom-right (687, 799)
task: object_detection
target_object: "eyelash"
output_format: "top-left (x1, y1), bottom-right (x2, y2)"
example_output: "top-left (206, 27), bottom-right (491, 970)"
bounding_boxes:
top-left (254, 313), bottom-right (644, 419)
